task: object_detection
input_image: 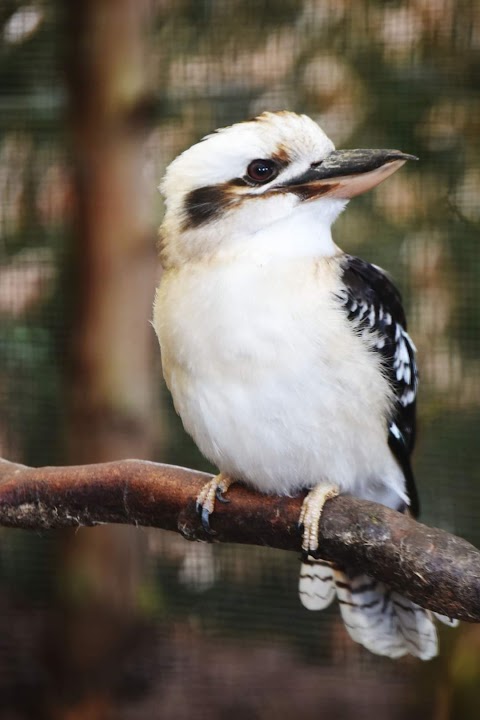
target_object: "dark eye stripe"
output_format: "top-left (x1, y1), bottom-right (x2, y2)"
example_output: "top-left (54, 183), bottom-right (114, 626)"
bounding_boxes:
top-left (182, 185), bottom-right (231, 229)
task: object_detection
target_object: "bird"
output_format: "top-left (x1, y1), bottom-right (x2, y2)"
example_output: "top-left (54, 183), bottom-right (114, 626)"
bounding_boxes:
top-left (153, 110), bottom-right (457, 660)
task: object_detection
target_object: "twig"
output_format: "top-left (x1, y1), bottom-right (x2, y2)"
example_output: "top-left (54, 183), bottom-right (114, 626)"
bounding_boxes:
top-left (0, 457), bottom-right (478, 622)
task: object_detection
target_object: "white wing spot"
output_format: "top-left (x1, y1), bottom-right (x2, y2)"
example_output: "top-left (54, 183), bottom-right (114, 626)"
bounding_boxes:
top-left (400, 389), bottom-right (416, 406)
top-left (389, 422), bottom-right (402, 440)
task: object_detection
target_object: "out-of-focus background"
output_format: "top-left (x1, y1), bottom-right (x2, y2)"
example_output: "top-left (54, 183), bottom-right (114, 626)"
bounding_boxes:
top-left (1, 0), bottom-right (480, 718)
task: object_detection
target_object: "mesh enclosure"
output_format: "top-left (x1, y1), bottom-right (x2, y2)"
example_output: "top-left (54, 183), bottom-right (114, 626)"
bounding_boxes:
top-left (1, 1), bottom-right (480, 718)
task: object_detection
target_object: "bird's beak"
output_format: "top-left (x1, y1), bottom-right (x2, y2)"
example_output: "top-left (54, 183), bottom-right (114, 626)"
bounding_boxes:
top-left (285, 149), bottom-right (418, 200)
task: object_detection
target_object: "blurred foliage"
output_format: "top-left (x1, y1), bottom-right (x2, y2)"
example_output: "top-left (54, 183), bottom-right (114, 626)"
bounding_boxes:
top-left (1, 0), bottom-right (480, 718)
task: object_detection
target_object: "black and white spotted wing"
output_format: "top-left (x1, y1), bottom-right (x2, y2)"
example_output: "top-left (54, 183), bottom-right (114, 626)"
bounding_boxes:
top-left (338, 254), bottom-right (419, 516)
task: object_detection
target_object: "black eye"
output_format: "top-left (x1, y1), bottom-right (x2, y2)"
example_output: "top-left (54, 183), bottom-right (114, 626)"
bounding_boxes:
top-left (246, 159), bottom-right (278, 184)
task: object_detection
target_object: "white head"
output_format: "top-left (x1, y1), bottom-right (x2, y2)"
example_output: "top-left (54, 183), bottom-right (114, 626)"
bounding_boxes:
top-left (159, 111), bottom-right (415, 267)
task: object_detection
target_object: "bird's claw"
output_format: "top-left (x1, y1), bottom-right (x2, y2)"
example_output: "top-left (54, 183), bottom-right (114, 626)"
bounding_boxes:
top-left (215, 487), bottom-right (230, 504)
top-left (195, 474), bottom-right (235, 535)
top-left (299, 484), bottom-right (339, 556)
top-left (198, 503), bottom-right (216, 535)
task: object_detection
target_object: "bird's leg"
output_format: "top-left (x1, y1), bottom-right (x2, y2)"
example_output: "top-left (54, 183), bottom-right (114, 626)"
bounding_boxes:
top-left (298, 484), bottom-right (339, 559)
top-left (196, 473), bottom-right (236, 534)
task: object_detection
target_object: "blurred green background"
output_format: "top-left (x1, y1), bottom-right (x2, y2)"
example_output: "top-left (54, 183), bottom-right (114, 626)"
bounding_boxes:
top-left (1, 0), bottom-right (480, 718)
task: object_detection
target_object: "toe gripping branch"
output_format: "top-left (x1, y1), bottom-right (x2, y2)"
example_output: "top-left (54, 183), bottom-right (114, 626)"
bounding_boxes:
top-left (298, 485), bottom-right (340, 561)
top-left (195, 473), bottom-right (236, 534)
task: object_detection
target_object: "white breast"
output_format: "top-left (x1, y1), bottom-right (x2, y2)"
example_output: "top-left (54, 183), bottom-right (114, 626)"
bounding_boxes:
top-left (153, 257), bottom-right (407, 509)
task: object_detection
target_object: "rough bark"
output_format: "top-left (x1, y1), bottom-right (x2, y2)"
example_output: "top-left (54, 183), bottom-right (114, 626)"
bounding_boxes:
top-left (0, 457), bottom-right (478, 623)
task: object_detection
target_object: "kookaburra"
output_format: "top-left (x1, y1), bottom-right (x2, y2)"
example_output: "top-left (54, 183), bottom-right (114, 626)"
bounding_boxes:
top-left (153, 111), bottom-right (457, 660)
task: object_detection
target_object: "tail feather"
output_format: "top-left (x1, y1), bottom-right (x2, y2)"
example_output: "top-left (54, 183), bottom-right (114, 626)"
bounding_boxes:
top-left (391, 591), bottom-right (438, 660)
top-left (299, 565), bottom-right (445, 660)
top-left (334, 570), bottom-right (411, 659)
top-left (299, 557), bottom-right (336, 611)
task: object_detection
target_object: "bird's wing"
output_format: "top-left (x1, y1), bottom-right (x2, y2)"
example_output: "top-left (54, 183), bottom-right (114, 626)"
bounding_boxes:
top-left (337, 254), bottom-right (419, 515)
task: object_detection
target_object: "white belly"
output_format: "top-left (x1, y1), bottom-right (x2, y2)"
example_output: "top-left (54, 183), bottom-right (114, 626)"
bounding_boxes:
top-left (153, 258), bottom-right (407, 509)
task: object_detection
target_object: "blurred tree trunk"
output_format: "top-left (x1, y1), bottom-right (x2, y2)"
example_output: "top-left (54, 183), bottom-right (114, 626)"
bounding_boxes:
top-left (46, 1), bottom-right (159, 718)
top-left (66, 0), bottom-right (157, 463)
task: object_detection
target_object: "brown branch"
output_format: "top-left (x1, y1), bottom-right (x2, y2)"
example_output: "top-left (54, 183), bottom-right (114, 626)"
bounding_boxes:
top-left (0, 457), bottom-right (478, 622)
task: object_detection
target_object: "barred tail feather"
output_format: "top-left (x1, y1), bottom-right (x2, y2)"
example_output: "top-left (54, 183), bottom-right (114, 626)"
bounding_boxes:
top-left (299, 557), bottom-right (336, 611)
top-left (298, 565), bottom-right (456, 659)
top-left (333, 570), bottom-right (438, 660)
top-left (334, 570), bottom-right (408, 659)
top-left (391, 592), bottom-right (438, 660)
